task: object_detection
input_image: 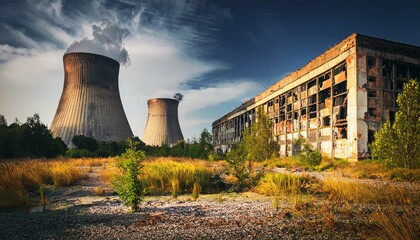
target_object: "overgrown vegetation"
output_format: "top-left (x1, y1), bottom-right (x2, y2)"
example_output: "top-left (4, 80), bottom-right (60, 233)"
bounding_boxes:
top-left (140, 158), bottom-right (217, 195)
top-left (226, 109), bottom-right (279, 190)
top-left (371, 79), bottom-right (420, 169)
top-left (111, 140), bottom-right (145, 212)
top-left (0, 159), bottom-right (85, 207)
top-left (254, 173), bottom-right (316, 196)
top-left (292, 135), bottom-right (322, 167)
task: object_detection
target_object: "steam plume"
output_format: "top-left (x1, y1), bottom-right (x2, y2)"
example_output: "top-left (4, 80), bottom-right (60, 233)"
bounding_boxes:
top-left (66, 20), bottom-right (130, 66)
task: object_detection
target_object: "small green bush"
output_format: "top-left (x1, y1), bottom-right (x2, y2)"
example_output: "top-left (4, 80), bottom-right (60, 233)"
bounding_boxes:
top-left (65, 149), bottom-right (92, 158)
top-left (112, 140), bottom-right (145, 212)
top-left (293, 135), bottom-right (322, 167)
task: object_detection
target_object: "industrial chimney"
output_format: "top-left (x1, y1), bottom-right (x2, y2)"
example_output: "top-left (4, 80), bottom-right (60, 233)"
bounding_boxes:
top-left (50, 52), bottom-right (133, 146)
top-left (142, 98), bottom-right (184, 146)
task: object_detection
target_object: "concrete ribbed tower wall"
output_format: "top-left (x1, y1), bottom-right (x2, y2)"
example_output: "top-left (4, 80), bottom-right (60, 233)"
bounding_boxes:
top-left (142, 98), bottom-right (184, 146)
top-left (50, 52), bottom-right (133, 146)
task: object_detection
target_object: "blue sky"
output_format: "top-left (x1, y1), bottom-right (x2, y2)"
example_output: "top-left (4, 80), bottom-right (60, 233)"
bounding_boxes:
top-left (1, 0), bottom-right (420, 140)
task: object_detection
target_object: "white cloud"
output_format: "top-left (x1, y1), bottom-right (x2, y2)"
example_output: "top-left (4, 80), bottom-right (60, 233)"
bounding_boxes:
top-left (119, 31), bottom-right (258, 139)
top-left (0, 0), bottom-right (257, 140)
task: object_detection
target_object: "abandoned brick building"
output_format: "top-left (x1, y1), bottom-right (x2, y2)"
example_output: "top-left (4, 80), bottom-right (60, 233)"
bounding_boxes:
top-left (212, 33), bottom-right (420, 160)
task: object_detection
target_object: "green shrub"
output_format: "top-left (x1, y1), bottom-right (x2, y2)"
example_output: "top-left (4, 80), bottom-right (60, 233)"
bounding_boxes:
top-left (293, 135), bottom-right (322, 167)
top-left (112, 140), bottom-right (145, 212)
top-left (65, 149), bottom-right (93, 158)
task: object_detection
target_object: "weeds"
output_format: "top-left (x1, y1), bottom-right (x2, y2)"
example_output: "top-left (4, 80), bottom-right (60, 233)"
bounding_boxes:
top-left (191, 181), bottom-right (202, 200)
top-left (321, 177), bottom-right (416, 205)
top-left (141, 158), bottom-right (215, 195)
top-left (372, 209), bottom-right (419, 240)
top-left (254, 173), bottom-right (315, 196)
top-left (0, 159), bottom-right (86, 207)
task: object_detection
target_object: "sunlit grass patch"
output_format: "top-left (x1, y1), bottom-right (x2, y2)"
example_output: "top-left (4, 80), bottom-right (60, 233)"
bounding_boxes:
top-left (372, 209), bottom-right (419, 240)
top-left (141, 157), bottom-right (216, 195)
top-left (0, 158), bottom-right (86, 207)
top-left (253, 172), bottom-right (316, 196)
top-left (321, 177), bottom-right (417, 205)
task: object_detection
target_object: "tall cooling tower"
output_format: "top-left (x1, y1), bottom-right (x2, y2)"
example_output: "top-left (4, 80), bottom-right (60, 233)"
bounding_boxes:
top-left (50, 52), bottom-right (133, 146)
top-left (142, 98), bottom-right (184, 146)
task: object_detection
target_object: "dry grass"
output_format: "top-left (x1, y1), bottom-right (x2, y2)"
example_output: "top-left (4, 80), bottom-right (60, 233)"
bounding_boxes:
top-left (321, 177), bottom-right (417, 205)
top-left (72, 158), bottom-right (111, 167)
top-left (333, 160), bottom-right (420, 182)
top-left (0, 158), bottom-right (87, 207)
top-left (141, 157), bottom-right (216, 195)
top-left (372, 209), bottom-right (420, 240)
top-left (254, 173), bottom-right (315, 196)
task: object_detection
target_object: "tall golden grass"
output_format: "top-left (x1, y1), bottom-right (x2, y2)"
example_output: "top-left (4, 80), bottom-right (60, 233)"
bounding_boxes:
top-left (372, 210), bottom-right (419, 240)
top-left (0, 158), bottom-right (90, 207)
top-left (141, 157), bottom-right (216, 195)
top-left (321, 177), bottom-right (417, 205)
top-left (254, 173), bottom-right (315, 196)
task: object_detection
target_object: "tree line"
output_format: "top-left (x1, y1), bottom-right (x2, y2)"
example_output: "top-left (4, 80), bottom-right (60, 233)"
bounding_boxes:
top-left (0, 113), bottom-right (213, 160)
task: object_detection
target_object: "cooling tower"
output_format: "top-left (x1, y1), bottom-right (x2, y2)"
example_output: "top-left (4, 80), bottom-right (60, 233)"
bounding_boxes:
top-left (142, 98), bottom-right (184, 146)
top-left (50, 52), bottom-right (133, 146)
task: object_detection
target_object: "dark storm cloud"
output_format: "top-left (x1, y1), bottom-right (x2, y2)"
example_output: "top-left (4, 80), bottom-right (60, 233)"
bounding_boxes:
top-left (0, 0), bottom-right (231, 61)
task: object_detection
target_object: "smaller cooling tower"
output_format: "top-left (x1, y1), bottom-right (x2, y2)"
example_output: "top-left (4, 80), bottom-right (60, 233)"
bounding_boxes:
top-left (142, 98), bottom-right (184, 146)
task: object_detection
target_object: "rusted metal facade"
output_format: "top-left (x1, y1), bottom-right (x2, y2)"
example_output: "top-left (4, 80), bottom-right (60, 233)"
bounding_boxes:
top-left (50, 52), bottom-right (133, 146)
top-left (212, 34), bottom-right (420, 160)
top-left (142, 98), bottom-right (184, 146)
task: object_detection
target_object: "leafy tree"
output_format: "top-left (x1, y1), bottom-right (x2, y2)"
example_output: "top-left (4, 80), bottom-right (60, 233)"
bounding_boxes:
top-left (112, 139), bottom-right (146, 212)
top-left (198, 128), bottom-right (213, 159)
top-left (72, 135), bottom-right (98, 152)
top-left (0, 114), bottom-right (67, 158)
top-left (371, 80), bottom-right (420, 168)
top-left (226, 141), bottom-right (251, 190)
top-left (243, 109), bottom-right (279, 161)
top-left (226, 110), bottom-right (279, 190)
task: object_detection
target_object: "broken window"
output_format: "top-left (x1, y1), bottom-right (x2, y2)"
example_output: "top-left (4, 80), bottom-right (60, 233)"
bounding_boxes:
top-left (367, 56), bottom-right (376, 75)
top-left (367, 76), bottom-right (376, 89)
top-left (390, 111), bottom-right (395, 123)
top-left (396, 63), bottom-right (408, 79)
top-left (368, 108), bottom-right (377, 117)
top-left (322, 116), bottom-right (330, 126)
top-left (368, 90), bottom-right (377, 98)
top-left (409, 66), bottom-right (420, 80)
top-left (333, 81), bottom-right (347, 95)
top-left (395, 80), bottom-right (406, 91)
top-left (382, 60), bottom-right (393, 78)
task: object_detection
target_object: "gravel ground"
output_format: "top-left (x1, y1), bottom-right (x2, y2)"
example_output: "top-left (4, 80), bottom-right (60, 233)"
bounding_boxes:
top-left (0, 167), bottom-right (415, 240)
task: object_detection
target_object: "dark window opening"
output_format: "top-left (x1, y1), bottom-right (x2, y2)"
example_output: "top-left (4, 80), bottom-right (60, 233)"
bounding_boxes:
top-left (396, 63), bottom-right (408, 79)
top-left (333, 81), bottom-right (347, 95)
top-left (367, 57), bottom-right (376, 75)
top-left (395, 80), bottom-right (405, 91)
top-left (368, 90), bottom-right (377, 98)
top-left (322, 116), bottom-right (330, 126)
top-left (367, 76), bottom-right (376, 88)
top-left (409, 66), bottom-right (420, 80)
top-left (368, 108), bottom-right (377, 117)
top-left (390, 111), bottom-right (395, 122)
top-left (368, 130), bottom-right (375, 144)
top-left (382, 60), bottom-right (393, 78)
